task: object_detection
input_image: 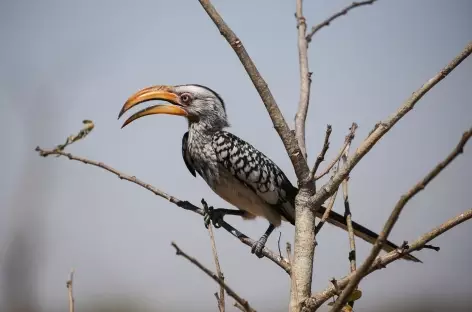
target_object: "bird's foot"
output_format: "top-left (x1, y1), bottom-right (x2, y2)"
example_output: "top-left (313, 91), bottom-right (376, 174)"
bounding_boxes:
top-left (251, 237), bottom-right (267, 258)
top-left (202, 199), bottom-right (224, 229)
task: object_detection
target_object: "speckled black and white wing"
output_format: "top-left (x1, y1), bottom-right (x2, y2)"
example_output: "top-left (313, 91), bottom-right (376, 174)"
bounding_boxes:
top-left (211, 131), bottom-right (296, 225)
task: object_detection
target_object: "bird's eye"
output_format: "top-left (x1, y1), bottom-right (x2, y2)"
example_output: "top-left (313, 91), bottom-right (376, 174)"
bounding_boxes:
top-left (180, 93), bottom-right (192, 104)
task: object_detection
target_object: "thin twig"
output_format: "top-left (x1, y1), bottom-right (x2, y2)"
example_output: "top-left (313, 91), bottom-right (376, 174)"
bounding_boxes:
top-left (205, 203), bottom-right (225, 312)
top-left (341, 139), bottom-right (356, 274)
top-left (371, 209), bottom-right (471, 269)
top-left (53, 120), bottom-right (94, 154)
top-left (328, 128), bottom-right (472, 312)
top-left (310, 125), bottom-right (332, 179)
top-left (234, 302), bottom-right (246, 312)
top-left (35, 147), bottom-right (291, 274)
top-left (197, 0), bottom-right (309, 181)
top-left (314, 164), bottom-right (340, 236)
top-left (315, 123), bottom-right (357, 180)
top-left (294, 0), bottom-right (311, 160)
top-left (171, 242), bottom-right (256, 312)
top-left (341, 138), bottom-right (356, 310)
top-left (277, 231), bottom-right (283, 259)
top-left (306, 0), bottom-right (378, 42)
top-left (343, 186), bottom-right (355, 273)
top-left (305, 208), bottom-right (472, 311)
top-left (315, 124), bottom-right (357, 235)
top-left (310, 41), bottom-right (472, 213)
top-left (286, 242), bottom-right (293, 266)
top-left (66, 269), bottom-right (75, 312)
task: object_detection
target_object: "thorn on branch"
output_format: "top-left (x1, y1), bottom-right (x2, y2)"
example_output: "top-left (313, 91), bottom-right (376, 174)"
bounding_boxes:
top-left (330, 277), bottom-right (341, 295)
top-left (172, 242), bottom-right (183, 256)
top-left (422, 244), bottom-right (440, 252)
top-left (396, 241), bottom-right (410, 254)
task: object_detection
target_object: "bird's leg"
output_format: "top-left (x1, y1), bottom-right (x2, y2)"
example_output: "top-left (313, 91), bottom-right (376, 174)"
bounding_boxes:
top-left (201, 198), bottom-right (245, 229)
top-left (251, 224), bottom-right (275, 258)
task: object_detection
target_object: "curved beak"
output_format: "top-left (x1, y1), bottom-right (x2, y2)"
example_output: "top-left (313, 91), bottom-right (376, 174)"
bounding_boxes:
top-left (118, 85), bottom-right (188, 128)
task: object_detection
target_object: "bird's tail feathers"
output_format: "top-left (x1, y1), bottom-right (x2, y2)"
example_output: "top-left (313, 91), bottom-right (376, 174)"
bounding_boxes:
top-left (317, 206), bottom-right (421, 263)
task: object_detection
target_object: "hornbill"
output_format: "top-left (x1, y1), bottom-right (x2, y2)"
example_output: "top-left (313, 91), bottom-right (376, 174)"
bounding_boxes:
top-left (118, 84), bottom-right (419, 262)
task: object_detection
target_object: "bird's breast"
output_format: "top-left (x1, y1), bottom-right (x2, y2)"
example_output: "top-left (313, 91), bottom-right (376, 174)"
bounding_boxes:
top-left (187, 137), bottom-right (219, 186)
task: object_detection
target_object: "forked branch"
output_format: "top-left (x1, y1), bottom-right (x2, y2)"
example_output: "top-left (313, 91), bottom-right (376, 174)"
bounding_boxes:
top-left (310, 41), bottom-right (472, 210)
top-left (328, 128), bottom-right (471, 312)
top-left (172, 242), bottom-right (256, 312)
top-left (314, 123), bottom-right (357, 181)
top-left (198, 0), bottom-right (310, 181)
top-left (306, 0), bottom-right (378, 42)
top-left (305, 208), bottom-right (472, 311)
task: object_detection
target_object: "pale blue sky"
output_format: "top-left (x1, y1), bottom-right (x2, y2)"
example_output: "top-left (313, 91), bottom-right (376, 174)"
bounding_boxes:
top-left (1, 1), bottom-right (471, 311)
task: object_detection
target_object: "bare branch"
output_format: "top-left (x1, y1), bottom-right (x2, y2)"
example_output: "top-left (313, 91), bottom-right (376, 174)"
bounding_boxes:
top-left (306, 0), bottom-right (378, 42)
top-left (310, 41), bottom-right (472, 211)
top-left (291, 2), bottom-right (317, 311)
top-left (310, 125), bottom-right (332, 179)
top-left (197, 0), bottom-right (310, 181)
top-left (234, 302), bottom-right (246, 312)
top-left (35, 147), bottom-right (291, 274)
top-left (171, 242), bottom-right (256, 312)
top-left (371, 209), bottom-right (472, 269)
top-left (314, 165), bottom-right (340, 236)
top-left (277, 231), bottom-right (283, 259)
top-left (315, 123), bottom-right (357, 180)
top-left (306, 208), bottom-right (472, 311)
top-left (314, 123), bottom-right (358, 236)
top-left (341, 140), bottom-right (356, 311)
top-left (328, 128), bottom-right (472, 312)
top-left (205, 204), bottom-right (225, 312)
top-left (294, 0), bottom-right (311, 159)
top-left (66, 269), bottom-right (75, 312)
top-left (341, 141), bottom-right (356, 274)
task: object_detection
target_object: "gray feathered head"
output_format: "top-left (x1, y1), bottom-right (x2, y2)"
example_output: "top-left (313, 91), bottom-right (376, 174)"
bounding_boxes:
top-left (118, 84), bottom-right (229, 130)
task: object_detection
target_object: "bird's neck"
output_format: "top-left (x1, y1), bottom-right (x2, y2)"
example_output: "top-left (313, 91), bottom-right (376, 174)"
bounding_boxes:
top-left (188, 120), bottom-right (225, 137)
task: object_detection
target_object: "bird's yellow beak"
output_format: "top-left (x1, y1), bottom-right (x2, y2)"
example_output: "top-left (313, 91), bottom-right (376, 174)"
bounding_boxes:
top-left (118, 85), bottom-right (188, 128)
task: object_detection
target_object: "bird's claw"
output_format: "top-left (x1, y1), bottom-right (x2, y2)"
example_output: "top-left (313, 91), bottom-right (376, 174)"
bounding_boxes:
top-left (251, 240), bottom-right (266, 258)
top-left (202, 199), bottom-right (223, 229)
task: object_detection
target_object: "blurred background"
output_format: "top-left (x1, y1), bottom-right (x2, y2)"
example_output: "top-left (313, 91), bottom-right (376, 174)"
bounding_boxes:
top-left (0, 0), bottom-right (471, 311)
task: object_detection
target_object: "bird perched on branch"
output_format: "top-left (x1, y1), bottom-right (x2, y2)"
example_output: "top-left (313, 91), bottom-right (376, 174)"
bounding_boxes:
top-left (118, 84), bottom-right (419, 262)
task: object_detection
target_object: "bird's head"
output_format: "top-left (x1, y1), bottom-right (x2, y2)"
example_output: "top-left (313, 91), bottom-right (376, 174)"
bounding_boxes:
top-left (118, 84), bottom-right (229, 131)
